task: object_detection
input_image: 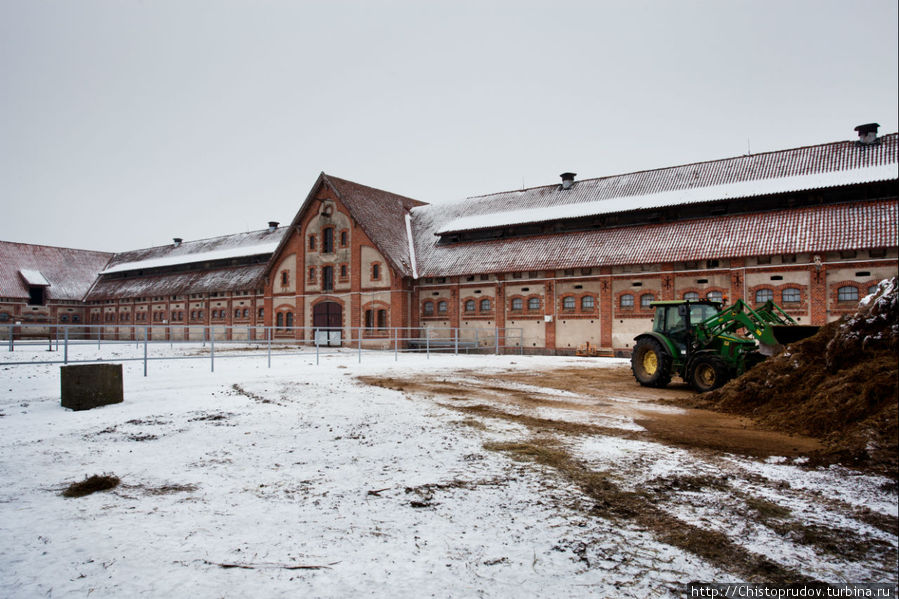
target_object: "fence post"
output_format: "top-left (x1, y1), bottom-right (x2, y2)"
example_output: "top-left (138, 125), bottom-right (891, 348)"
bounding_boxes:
top-left (64, 326), bottom-right (69, 364)
top-left (474, 328), bottom-right (479, 352)
top-left (315, 330), bottom-right (320, 365)
top-left (144, 326), bottom-right (148, 377)
top-left (455, 328), bottom-right (459, 355)
top-left (210, 326), bottom-right (215, 372)
top-left (426, 329), bottom-right (430, 359)
top-left (170, 325), bottom-right (173, 349)
top-left (495, 327), bottom-right (500, 355)
top-left (98, 327), bottom-right (101, 350)
top-left (267, 327), bottom-right (271, 368)
top-left (357, 327), bottom-right (362, 363)
top-left (394, 328), bottom-right (398, 361)
top-left (48, 330), bottom-right (52, 352)
top-left (8, 324), bottom-right (12, 351)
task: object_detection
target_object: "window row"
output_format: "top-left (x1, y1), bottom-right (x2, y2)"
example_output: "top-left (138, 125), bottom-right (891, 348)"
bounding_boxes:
top-left (560, 295), bottom-right (596, 311)
top-left (422, 300), bottom-right (448, 316)
top-left (836, 284), bottom-right (878, 303)
top-left (364, 309), bottom-right (388, 330)
top-left (275, 312), bottom-right (294, 328)
top-left (308, 228), bottom-right (349, 253)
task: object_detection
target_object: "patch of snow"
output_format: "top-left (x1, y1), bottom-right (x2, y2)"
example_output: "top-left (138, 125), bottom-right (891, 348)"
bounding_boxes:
top-left (100, 242), bottom-right (280, 274)
top-left (18, 269), bottom-right (50, 286)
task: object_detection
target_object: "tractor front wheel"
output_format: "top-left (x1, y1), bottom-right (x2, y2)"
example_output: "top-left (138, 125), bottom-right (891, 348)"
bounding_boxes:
top-left (631, 338), bottom-right (672, 388)
top-left (688, 355), bottom-right (730, 393)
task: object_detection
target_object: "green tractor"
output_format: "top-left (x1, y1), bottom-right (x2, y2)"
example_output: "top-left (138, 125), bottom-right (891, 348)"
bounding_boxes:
top-left (631, 298), bottom-right (819, 392)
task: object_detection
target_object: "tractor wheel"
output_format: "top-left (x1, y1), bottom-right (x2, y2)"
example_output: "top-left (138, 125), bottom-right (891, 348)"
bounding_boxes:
top-left (631, 338), bottom-right (672, 388)
top-left (688, 355), bottom-right (730, 393)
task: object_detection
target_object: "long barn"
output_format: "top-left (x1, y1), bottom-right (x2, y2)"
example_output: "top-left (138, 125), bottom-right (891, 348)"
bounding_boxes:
top-left (2, 125), bottom-right (897, 354)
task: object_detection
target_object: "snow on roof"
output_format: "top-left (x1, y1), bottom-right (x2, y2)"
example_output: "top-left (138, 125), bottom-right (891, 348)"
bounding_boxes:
top-left (100, 241), bottom-right (280, 274)
top-left (437, 163), bottom-right (899, 235)
top-left (0, 241), bottom-right (113, 301)
top-left (19, 269), bottom-right (50, 286)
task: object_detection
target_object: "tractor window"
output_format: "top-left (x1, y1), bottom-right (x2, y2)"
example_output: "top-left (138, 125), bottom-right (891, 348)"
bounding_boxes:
top-left (689, 303), bottom-right (719, 325)
top-left (652, 309), bottom-right (666, 333)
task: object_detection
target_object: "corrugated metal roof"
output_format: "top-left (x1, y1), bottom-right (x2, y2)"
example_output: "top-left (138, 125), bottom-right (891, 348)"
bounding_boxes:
top-left (412, 134), bottom-right (898, 276)
top-left (0, 241), bottom-right (112, 301)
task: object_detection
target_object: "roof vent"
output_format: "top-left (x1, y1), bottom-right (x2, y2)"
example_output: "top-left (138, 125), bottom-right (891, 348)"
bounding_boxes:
top-left (173, 238), bottom-right (183, 247)
top-left (267, 221), bottom-right (279, 232)
top-left (854, 123), bottom-right (880, 145)
top-left (560, 172), bottom-right (577, 190)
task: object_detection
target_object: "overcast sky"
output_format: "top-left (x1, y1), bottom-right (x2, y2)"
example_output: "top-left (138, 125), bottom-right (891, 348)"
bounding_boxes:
top-left (1, 0), bottom-right (897, 252)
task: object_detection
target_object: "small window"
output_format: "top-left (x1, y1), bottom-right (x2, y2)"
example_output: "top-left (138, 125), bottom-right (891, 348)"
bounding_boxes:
top-left (364, 309), bottom-right (373, 329)
top-left (308, 235), bottom-right (316, 251)
top-left (868, 285), bottom-right (878, 295)
top-left (640, 294), bottom-right (655, 309)
top-left (258, 308), bottom-right (264, 319)
top-left (707, 290), bottom-right (723, 303)
top-left (72, 314), bottom-right (81, 323)
top-left (372, 263), bottom-right (381, 280)
top-left (340, 230), bottom-right (348, 247)
top-left (837, 286), bottom-right (858, 302)
top-left (683, 292), bottom-right (700, 301)
top-left (757, 256), bottom-right (771, 265)
top-left (527, 297), bottom-right (540, 311)
top-left (437, 301), bottom-right (448, 314)
top-left (243, 309), bottom-right (249, 318)
top-left (235, 309), bottom-right (241, 318)
top-left (782, 288), bottom-right (801, 303)
top-left (308, 267), bottom-right (316, 283)
top-left (0, 313), bottom-right (9, 322)
top-left (581, 296), bottom-right (594, 310)
top-left (562, 296), bottom-right (575, 310)
top-left (781, 254), bottom-right (796, 264)
top-left (466, 276), bottom-right (474, 281)
top-left (60, 314), bottom-right (69, 323)
top-left (580, 268), bottom-right (592, 275)
top-left (377, 309), bottom-right (387, 330)
top-left (322, 228), bottom-right (334, 253)
top-left (480, 275), bottom-right (490, 281)
top-left (511, 298), bottom-right (523, 311)
top-left (281, 271), bottom-right (289, 286)
top-left (563, 269), bottom-right (575, 276)
top-left (620, 294), bottom-right (634, 308)
top-left (423, 301), bottom-right (434, 315)
top-left (755, 289), bottom-right (774, 303)
top-left (285, 312), bottom-right (293, 327)
top-left (276, 312), bottom-right (284, 328)
top-left (322, 266), bottom-right (333, 291)
top-left (340, 264), bottom-right (348, 278)
top-left (464, 300), bottom-right (476, 312)
top-left (480, 298), bottom-right (491, 312)
top-left (528, 271), bottom-right (539, 278)
top-left (512, 272), bottom-right (522, 279)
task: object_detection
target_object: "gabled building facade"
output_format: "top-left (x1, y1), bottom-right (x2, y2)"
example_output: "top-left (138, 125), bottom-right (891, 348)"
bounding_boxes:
top-left (2, 125), bottom-right (897, 354)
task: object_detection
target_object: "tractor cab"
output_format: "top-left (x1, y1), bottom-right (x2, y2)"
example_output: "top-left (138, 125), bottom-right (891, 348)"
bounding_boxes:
top-left (650, 300), bottom-right (722, 353)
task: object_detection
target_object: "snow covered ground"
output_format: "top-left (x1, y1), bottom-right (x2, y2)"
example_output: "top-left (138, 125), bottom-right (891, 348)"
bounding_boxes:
top-left (1, 345), bottom-right (895, 597)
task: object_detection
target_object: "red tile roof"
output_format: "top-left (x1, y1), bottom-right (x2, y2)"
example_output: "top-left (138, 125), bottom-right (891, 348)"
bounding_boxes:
top-left (412, 134), bottom-right (898, 276)
top-left (0, 241), bottom-right (112, 301)
top-left (85, 264), bottom-right (267, 300)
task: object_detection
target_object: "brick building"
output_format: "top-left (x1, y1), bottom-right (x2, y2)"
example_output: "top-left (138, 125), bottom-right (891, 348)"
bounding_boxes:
top-left (2, 125), bottom-right (897, 354)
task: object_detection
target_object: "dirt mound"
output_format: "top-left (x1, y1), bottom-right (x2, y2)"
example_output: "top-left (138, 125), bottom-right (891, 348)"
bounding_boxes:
top-left (62, 473), bottom-right (121, 498)
top-left (703, 278), bottom-right (899, 477)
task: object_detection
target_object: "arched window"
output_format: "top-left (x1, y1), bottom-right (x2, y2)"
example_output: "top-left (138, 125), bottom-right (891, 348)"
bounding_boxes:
top-left (308, 267), bottom-right (316, 283)
top-left (281, 271), bottom-right (289, 286)
top-left (258, 308), bottom-right (264, 319)
top-left (511, 298), bottom-right (523, 311)
top-left (423, 301), bottom-right (434, 315)
top-left (562, 296), bottom-right (575, 310)
top-left (464, 300), bottom-right (476, 312)
top-left (308, 235), bottom-right (316, 251)
top-left (371, 263), bottom-right (381, 280)
top-left (620, 294), bottom-right (634, 308)
top-left (480, 298), bottom-right (491, 312)
top-left (683, 291), bottom-right (700, 301)
top-left (437, 301), bottom-right (447, 314)
top-left (640, 294), bottom-right (655, 309)
top-left (755, 289), bottom-right (774, 303)
top-left (276, 312), bottom-right (284, 328)
top-left (285, 312), bottom-right (293, 327)
top-left (527, 297), bottom-right (540, 311)
top-left (235, 309), bottom-right (241, 318)
top-left (782, 288), bottom-right (801, 303)
top-left (867, 285), bottom-right (878, 296)
top-left (581, 296), bottom-right (594, 310)
top-left (837, 286), bottom-right (858, 302)
top-left (340, 230), bottom-right (348, 247)
top-left (707, 290), bottom-right (723, 303)
top-left (377, 309), bottom-right (387, 330)
top-left (322, 227), bottom-right (334, 253)
top-left (243, 309), bottom-right (249, 318)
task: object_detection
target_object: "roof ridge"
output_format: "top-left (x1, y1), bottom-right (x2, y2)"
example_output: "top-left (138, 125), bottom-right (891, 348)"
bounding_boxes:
top-left (110, 226), bottom-right (287, 256)
top-left (463, 133), bottom-right (898, 202)
top-left (0, 239), bottom-right (113, 255)
top-left (322, 172), bottom-right (428, 207)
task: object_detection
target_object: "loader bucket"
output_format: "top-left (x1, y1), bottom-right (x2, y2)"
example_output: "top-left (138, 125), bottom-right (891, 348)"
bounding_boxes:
top-left (771, 325), bottom-right (819, 346)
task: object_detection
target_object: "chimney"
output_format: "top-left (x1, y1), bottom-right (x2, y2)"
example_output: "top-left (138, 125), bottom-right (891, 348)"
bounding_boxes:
top-left (560, 172), bottom-right (577, 190)
top-left (267, 221), bottom-right (279, 233)
top-left (854, 123), bottom-right (880, 145)
top-left (173, 238), bottom-right (182, 247)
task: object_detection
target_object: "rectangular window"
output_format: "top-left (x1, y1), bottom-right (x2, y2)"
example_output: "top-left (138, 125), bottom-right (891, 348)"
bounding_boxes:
top-left (323, 228), bottom-right (334, 253)
top-left (308, 267), bottom-right (316, 283)
top-left (308, 235), bottom-right (316, 251)
top-left (372, 263), bottom-right (381, 280)
top-left (340, 230), bottom-right (348, 247)
top-left (322, 266), bottom-right (334, 291)
top-left (377, 309), bottom-right (387, 330)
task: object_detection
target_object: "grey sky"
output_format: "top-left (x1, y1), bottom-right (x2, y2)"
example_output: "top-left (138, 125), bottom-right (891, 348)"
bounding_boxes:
top-left (1, 0), bottom-right (896, 252)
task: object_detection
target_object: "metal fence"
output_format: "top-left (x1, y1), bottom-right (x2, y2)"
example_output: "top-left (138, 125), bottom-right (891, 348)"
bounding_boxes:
top-left (0, 323), bottom-right (525, 375)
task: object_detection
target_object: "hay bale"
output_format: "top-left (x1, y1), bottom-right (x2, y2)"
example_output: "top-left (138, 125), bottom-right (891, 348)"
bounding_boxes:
top-left (60, 363), bottom-right (123, 411)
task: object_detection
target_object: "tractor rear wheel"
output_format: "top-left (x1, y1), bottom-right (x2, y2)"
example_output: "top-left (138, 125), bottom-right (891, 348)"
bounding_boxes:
top-left (688, 355), bottom-right (730, 393)
top-left (631, 338), bottom-right (672, 388)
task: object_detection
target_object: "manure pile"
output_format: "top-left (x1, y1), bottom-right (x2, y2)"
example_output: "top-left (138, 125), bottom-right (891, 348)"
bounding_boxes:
top-left (705, 277), bottom-right (898, 476)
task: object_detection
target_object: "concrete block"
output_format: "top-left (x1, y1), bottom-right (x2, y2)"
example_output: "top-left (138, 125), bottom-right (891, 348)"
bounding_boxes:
top-left (61, 364), bottom-right (123, 411)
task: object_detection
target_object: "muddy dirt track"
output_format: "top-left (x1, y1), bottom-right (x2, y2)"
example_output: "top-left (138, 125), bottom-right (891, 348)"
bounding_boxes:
top-left (361, 364), bottom-right (822, 459)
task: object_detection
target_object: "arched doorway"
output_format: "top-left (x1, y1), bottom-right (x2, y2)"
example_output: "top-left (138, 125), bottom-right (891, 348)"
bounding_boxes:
top-left (312, 301), bottom-right (342, 346)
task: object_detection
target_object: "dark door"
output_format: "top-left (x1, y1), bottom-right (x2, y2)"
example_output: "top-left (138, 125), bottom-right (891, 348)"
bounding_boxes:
top-left (312, 302), bottom-right (342, 346)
